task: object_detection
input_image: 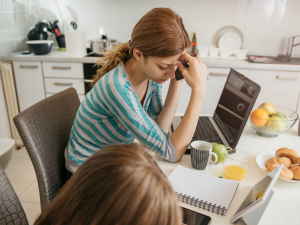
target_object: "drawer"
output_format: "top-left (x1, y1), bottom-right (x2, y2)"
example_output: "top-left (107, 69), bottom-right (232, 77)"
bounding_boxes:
top-left (46, 93), bottom-right (85, 102)
top-left (44, 78), bottom-right (85, 95)
top-left (42, 62), bottom-right (83, 78)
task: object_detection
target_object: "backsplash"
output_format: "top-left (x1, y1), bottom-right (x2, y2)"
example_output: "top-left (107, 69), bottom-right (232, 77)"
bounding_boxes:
top-left (1, 0), bottom-right (300, 56)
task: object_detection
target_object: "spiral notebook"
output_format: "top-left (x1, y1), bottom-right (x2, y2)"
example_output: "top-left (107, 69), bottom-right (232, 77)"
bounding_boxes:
top-left (168, 165), bottom-right (239, 216)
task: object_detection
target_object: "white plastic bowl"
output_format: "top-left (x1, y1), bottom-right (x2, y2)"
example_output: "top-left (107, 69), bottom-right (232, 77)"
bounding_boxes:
top-left (209, 48), bottom-right (220, 58)
top-left (198, 48), bottom-right (209, 57)
top-left (0, 139), bottom-right (15, 170)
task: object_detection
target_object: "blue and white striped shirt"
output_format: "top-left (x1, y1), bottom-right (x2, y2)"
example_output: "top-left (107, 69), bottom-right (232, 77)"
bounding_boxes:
top-left (65, 62), bottom-right (177, 173)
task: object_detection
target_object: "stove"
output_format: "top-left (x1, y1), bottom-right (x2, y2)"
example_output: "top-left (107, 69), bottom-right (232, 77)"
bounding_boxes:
top-left (83, 53), bottom-right (104, 94)
top-left (85, 53), bottom-right (104, 57)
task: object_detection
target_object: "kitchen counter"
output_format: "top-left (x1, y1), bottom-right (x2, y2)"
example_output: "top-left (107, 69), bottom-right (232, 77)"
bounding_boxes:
top-left (3, 49), bottom-right (300, 71)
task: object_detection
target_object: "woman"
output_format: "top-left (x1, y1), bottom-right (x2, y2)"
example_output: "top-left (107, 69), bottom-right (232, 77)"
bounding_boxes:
top-left (35, 143), bottom-right (182, 225)
top-left (65, 7), bottom-right (207, 174)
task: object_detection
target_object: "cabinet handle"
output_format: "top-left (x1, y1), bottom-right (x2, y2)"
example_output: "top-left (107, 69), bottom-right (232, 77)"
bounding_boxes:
top-left (20, 65), bottom-right (38, 69)
top-left (54, 82), bottom-right (73, 86)
top-left (84, 79), bottom-right (93, 83)
top-left (209, 72), bottom-right (228, 77)
top-left (52, 66), bottom-right (71, 70)
top-left (276, 75), bottom-right (299, 80)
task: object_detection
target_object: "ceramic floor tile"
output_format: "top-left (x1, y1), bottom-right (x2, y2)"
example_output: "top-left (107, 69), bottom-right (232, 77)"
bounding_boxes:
top-left (14, 146), bottom-right (30, 159)
top-left (19, 179), bottom-right (40, 204)
top-left (5, 157), bottom-right (36, 196)
top-left (21, 202), bottom-right (41, 225)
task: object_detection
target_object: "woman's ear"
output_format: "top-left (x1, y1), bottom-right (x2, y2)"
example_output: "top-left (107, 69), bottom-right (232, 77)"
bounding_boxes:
top-left (132, 49), bottom-right (144, 62)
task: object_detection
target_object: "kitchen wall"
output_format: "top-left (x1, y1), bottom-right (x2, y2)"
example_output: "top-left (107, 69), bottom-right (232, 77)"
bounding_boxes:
top-left (1, 0), bottom-right (300, 57)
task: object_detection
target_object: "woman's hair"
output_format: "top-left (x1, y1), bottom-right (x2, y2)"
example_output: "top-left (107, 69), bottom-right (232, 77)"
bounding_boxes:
top-left (91, 7), bottom-right (190, 87)
top-left (34, 143), bottom-right (182, 225)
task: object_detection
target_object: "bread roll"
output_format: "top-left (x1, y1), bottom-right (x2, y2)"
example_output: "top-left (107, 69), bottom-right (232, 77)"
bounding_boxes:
top-left (275, 148), bottom-right (299, 165)
top-left (265, 157), bottom-right (291, 168)
top-left (297, 157), bottom-right (300, 164)
top-left (266, 164), bottom-right (293, 180)
top-left (289, 166), bottom-right (300, 180)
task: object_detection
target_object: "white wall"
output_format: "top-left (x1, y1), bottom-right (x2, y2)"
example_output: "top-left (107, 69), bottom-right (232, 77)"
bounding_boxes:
top-left (2, 0), bottom-right (300, 56)
top-left (14, 0), bottom-right (300, 57)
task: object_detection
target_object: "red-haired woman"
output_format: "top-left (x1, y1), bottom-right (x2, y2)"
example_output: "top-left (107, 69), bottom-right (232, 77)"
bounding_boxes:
top-left (65, 8), bottom-right (207, 175)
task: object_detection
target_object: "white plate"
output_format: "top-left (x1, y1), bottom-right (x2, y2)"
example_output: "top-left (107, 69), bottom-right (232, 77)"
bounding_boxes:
top-left (256, 150), bottom-right (300, 183)
top-left (218, 32), bottom-right (242, 49)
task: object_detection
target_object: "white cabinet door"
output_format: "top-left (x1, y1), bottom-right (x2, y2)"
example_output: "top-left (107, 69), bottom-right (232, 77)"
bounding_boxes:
top-left (13, 61), bottom-right (45, 112)
top-left (248, 70), bottom-right (300, 112)
top-left (162, 68), bottom-right (248, 114)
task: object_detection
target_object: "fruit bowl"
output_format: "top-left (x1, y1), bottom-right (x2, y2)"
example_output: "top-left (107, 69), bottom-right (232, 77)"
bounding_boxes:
top-left (248, 105), bottom-right (298, 138)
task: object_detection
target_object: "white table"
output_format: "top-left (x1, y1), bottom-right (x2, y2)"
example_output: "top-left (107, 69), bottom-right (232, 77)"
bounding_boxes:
top-left (150, 121), bottom-right (300, 225)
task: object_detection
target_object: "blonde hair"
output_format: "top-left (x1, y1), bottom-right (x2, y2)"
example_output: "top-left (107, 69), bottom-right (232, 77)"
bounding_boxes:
top-left (34, 143), bottom-right (182, 225)
top-left (91, 7), bottom-right (190, 87)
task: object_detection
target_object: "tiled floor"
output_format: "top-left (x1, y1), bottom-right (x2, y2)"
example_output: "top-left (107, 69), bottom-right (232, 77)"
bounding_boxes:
top-left (5, 147), bottom-right (41, 225)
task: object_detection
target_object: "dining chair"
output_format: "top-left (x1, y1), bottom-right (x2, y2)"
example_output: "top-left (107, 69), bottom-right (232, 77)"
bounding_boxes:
top-left (13, 88), bottom-right (80, 212)
top-left (0, 164), bottom-right (29, 225)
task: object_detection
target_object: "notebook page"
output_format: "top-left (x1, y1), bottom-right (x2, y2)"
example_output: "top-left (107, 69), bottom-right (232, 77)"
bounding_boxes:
top-left (168, 165), bottom-right (239, 209)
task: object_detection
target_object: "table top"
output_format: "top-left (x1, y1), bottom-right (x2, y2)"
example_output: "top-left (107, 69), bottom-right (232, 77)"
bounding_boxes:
top-left (151, 121), bottom-right (300, 225)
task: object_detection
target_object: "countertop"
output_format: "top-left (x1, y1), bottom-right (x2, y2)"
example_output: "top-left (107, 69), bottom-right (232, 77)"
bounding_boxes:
top-left (3, 49), bottom-right (300, 72)
top-left (151, 119), bottom-right (300, 225)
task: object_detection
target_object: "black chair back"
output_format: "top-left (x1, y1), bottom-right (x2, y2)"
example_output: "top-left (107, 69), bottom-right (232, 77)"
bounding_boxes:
top-left (13, 88), bottom-right (80, 211)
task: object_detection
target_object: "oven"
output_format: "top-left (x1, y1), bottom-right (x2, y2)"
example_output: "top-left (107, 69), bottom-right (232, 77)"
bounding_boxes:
top-left (83, 53), bottom-right (104, 94)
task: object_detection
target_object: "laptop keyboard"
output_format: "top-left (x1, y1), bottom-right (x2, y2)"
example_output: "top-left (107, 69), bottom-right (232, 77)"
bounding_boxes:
top-left (193, 117), bottom-right (225, 145)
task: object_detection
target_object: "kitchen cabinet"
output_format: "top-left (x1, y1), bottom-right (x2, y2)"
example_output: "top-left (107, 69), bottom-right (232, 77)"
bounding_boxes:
top-left (44, 78), bottom-right (85, 95)
top-left (13, 61), bottom-right (85, 112)
top-left (13, 61), bottom-right (45, 112)
top-left (42, 62), bottom-right (83, 78)
top-left (247, 70), bottom-right (300, 113)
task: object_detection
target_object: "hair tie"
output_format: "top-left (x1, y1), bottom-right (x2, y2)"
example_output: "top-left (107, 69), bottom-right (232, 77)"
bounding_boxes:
top-left (128, 40), bottom-right (131, 44)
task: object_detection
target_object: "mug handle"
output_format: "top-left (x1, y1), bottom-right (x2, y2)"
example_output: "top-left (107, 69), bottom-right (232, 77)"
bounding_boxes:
top-left (209, 152), bottom-right (218, 164)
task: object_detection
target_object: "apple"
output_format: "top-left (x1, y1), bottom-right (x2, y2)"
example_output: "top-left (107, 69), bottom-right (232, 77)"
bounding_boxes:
top-left (273, 112), bottom-right (288, 121)
top-left (258, 102), bottom-right (276, 116)
top-left (257, 124), bottom-right (268, 131)
top-left (211, 143), bottom-right (228, 164)
top-left (267, 116), bottom-right (286, 133)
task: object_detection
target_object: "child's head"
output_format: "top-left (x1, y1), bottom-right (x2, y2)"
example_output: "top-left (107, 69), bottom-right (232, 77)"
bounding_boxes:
top-left (35, 143), bottom-right (182, 225)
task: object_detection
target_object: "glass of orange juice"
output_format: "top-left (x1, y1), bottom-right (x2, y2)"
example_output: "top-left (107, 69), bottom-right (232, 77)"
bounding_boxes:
top-left (223, 149), bottom-right (250, 181)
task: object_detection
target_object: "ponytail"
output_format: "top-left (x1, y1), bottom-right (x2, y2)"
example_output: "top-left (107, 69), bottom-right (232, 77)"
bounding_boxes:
top-left (91, 42), bottom-right (131, 87)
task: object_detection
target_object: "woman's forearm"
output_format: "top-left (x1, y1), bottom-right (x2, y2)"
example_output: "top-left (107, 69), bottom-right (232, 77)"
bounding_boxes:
top-left (157, 79), bottom-right (183, 133)
top-left (171, 89), bottom-right (205, 161)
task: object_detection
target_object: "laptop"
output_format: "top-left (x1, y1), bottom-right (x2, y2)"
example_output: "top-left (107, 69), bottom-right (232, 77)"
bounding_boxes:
top-left (172, 68), bottom-right (261, 153)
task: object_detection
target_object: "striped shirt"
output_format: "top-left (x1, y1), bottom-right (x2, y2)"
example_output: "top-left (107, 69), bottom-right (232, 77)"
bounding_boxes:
top-left (65, 62), bottom-right (177, 173)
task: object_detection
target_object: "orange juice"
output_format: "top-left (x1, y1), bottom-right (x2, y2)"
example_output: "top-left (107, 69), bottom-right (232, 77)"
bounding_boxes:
top-left (224, 165), bottom-right (247, 181)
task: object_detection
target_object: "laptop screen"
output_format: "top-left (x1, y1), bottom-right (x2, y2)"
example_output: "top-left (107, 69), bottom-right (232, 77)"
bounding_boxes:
top-left (213, 69), bottom-right (260, 147)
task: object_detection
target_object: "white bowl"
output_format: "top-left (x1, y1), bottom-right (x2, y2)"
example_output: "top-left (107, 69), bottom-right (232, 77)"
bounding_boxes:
top-left (209, 48), bottom-right (220, 58)
top-left (0, 139), bottom-right (15, 170)
top-left (219, 49), bottom-right (233, 58)
top-left (198, 48), bottom-right (209, 57)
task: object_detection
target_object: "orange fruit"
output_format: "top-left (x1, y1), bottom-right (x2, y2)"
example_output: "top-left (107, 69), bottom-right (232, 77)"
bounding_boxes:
top-left (250, 109), bottom-right (269, 127)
